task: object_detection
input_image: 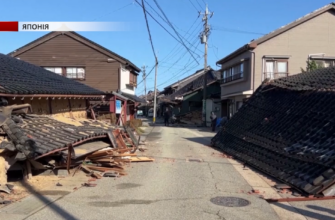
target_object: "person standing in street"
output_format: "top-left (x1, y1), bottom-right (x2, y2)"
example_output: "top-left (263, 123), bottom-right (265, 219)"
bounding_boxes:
top-left (164, 108), bottom-right (170, 126)
top-left (210, 111), bottom-right (217, 132)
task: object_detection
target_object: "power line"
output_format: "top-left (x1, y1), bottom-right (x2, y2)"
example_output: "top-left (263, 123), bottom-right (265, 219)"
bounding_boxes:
top-left (157, 53), bottom-right (202, 87)
top-left (195, 0), bottom-right (203, 9)
top-left (157, 25), bottom-right (202, 77)
top-left (209, 37), bottom-right (219, 60)
top-left (137, 65), bottom-right (155, 86)
top-left (92, 2), bottom-right (134, 21)
top-left (134, 0), bottom-right (199, 62)
top-left (159, 37), bottom-right (201, 78)
top-left (161, 21), bottom-right (202, 64)
top-left (141, 0), bottom-right (157, 60)
top-left (188, 0), bottom-right (200, 12)
top-left (153, 0), bottom-right (199, 64)
top-left (143, 0), bottom-right (202, 55)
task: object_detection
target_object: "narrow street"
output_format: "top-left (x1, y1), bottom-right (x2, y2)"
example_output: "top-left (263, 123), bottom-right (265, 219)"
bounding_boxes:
top-left (15, 123), bottom-right (279, 220)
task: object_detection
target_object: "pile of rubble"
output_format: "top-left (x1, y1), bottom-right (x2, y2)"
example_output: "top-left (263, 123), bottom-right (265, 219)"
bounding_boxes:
top-left (0, 103), bottom-right (153, 197)
top-left (212, 67), bottom-right (335, 197)
top-left (177, 110), bottom-right (202, 125)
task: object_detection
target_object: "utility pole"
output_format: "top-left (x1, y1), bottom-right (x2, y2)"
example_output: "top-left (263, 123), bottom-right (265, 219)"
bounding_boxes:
top-left (153, 57), bottom-right (158, 123)
top-left (200, 4), bottom-right (213, 127)
top-left (142, 65), bottom-right (147, 116)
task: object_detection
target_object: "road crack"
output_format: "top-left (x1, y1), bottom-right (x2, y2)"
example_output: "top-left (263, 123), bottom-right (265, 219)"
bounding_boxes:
top-left (203, 210), bottom-right (226, 220)
top-left (207, 162), bottom-right (220, 192)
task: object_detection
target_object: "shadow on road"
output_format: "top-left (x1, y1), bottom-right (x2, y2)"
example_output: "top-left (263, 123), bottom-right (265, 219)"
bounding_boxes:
top-left (19, 181), bottom-right (79, 220)
top-left (183, 137), bottom-right (213, 145)
top-left (306, 205), bottom-right (335, 216)
top-left (272, 202), bottom-right (335, 220)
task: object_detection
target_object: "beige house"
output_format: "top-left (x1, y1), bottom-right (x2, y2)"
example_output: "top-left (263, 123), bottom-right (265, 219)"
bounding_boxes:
top-left (216, 2), bottom-right (335, 118)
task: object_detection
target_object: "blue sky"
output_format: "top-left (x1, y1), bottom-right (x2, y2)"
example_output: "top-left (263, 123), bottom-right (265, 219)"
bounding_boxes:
top-left (0, 0), bottom-right (331, 95)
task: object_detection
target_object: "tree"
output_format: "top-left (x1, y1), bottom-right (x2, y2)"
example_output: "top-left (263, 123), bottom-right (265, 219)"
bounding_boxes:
top-left (301, 60), bottom-right (323, 73)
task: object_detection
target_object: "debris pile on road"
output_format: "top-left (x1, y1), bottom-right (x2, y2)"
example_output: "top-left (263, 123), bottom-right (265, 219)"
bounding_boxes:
top-left (212, 67), bottom-right (335, 197)
top-left (80, 148), bottom-right (154, 179)
top-left (0, 103), bottom-right (154, 188)
top-left (177, 110), bottom-right (202, 125)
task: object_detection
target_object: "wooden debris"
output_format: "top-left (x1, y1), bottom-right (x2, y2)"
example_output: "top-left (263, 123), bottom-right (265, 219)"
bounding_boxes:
top-left (130, 157), bottom-right (155, 162)
top-left (75, 127), bottom-right (152, 179)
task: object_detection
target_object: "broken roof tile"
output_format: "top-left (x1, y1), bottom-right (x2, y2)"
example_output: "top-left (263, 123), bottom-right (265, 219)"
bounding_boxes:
top-left (212, 67), bottom-right (335, 195)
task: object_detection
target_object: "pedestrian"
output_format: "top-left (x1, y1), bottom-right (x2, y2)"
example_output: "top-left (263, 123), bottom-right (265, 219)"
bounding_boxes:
top-left (164, 108), bottom-right (170, 126)
top-left (210, 111), bottom-right (217, 132)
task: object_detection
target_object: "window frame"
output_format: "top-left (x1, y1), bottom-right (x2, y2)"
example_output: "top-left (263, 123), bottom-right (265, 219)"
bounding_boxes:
top-left (43, 66), bottom-right (86, 80)
top-left (129, 72), bottom-right (137, 86)
top-left (44, 67), bottom-right (63, 75)
top-left (221, 62), bottom-right (245, 84)
top-left (66, 67), bottom-right (85, 79)
top-left (263, 59), bottom-right (289, 80)
top-left (312, 59), bottom-right (335, 68)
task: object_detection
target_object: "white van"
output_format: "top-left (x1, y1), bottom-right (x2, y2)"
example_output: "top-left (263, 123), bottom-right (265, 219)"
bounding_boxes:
top-left (148, 108), bottom-right (153, 117)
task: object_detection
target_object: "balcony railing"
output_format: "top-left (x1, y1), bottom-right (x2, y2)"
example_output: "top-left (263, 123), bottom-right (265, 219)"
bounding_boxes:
top-left (263, 72), bottom-right (288, 80)
top-left (220, 73), bottom-right (243, 84)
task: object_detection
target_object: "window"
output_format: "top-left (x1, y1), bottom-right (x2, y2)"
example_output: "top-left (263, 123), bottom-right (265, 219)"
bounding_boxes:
top-left (66, 67), bottom-right (85, 79)
top-left (221, 62), bottom-right (244, 83)
top-left (264, 60), bottom-right (288, 80)
top-left (44, 67), bottom-right (85, 79)
top-left (314, 59), bottom-right (335, 68)
top-left (44, 67), bottom-right (62, 75)
top-left (129, 73), bottom-right (137, 85)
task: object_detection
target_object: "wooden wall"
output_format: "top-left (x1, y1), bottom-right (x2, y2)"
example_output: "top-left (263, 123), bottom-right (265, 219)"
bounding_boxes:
top-left (7, 98), bottom-right (87, 118)
top-left (14, 34), bottom-right (121, 93)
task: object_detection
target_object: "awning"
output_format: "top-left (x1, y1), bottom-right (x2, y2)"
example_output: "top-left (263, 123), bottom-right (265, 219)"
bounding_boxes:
top-left (121, 92), bottom-right (146, 103)
top-left (112, 92), bottom-right (129, 101)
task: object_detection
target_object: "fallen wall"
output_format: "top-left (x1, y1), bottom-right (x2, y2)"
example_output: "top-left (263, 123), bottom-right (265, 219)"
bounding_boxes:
top-left (212, 84), bottom-right (335, 196)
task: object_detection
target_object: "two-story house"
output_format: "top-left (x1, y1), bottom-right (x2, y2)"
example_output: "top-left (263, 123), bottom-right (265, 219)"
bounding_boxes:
top-left (216, 2), bottom-right (335, 119)
top-left (8, 31), bottom-right (143, 122)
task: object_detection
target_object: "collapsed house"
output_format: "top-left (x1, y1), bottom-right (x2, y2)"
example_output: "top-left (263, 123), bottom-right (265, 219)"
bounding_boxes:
top-left (0, 54), bottom-right (147, 190)
top-left (211, 66), bottom-right (335, 196)
top-left (159, 68), bottom-right (221, 125)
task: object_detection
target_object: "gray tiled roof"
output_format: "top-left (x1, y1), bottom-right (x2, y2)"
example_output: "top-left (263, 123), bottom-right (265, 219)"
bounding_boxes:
top-left (0, 54), bottom-right (104, 95)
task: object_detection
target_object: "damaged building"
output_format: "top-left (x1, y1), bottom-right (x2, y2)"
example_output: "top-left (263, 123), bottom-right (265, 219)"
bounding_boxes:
top-left (0, 54), bottom-right (143, 191)
top-left (7, 31), bottom-right (145, 124)
top-left (159, 67), bottom-right (221, 126)
top-left (211, 66), bottom-right (335, 196)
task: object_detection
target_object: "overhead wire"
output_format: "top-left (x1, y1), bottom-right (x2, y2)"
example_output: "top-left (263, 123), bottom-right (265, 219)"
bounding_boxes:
top-left (143, 0), bottom-right (202, 55)
top-left (157, 43), bottom-right (202, 87)
top-left (138, 16), bottom-right (202, 86)
top-left (135, 0), bottom-right (204, 93)
top-left (134, 0), bottom-right (200, 61)
top-left (195, 0), bottom-right (203, 9)
top-left (141, 0), bottom-right (158, 60)
top-left (158, 34), bottom-right (201, 78)
top-left (152, 0), bottom-right (199, 64)
top-left (161, 21), bottom-right (202, 64)
top-left (92, 2), bottom-right (134, 21)
top-left (188, 0), bottom-right (200, 12)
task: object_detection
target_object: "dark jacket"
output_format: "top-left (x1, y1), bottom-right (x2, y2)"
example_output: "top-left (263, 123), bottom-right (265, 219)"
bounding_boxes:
top-left (164, 111), bottom-right (170, 119)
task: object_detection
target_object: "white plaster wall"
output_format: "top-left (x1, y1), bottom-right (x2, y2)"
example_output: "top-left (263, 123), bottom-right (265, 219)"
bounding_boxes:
top-left (212, 99), bottom-right (221, 118)
top-left (120, 64), bottom-right (135, 95)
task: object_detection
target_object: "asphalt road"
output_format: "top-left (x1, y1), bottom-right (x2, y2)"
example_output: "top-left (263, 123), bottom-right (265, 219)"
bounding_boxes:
top-left (18, 124), bottom-right (281, 220)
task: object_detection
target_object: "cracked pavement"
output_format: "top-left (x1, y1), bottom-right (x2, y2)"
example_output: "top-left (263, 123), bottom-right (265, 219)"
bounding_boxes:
top-left (3, 124), bottom-right (281, 220)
